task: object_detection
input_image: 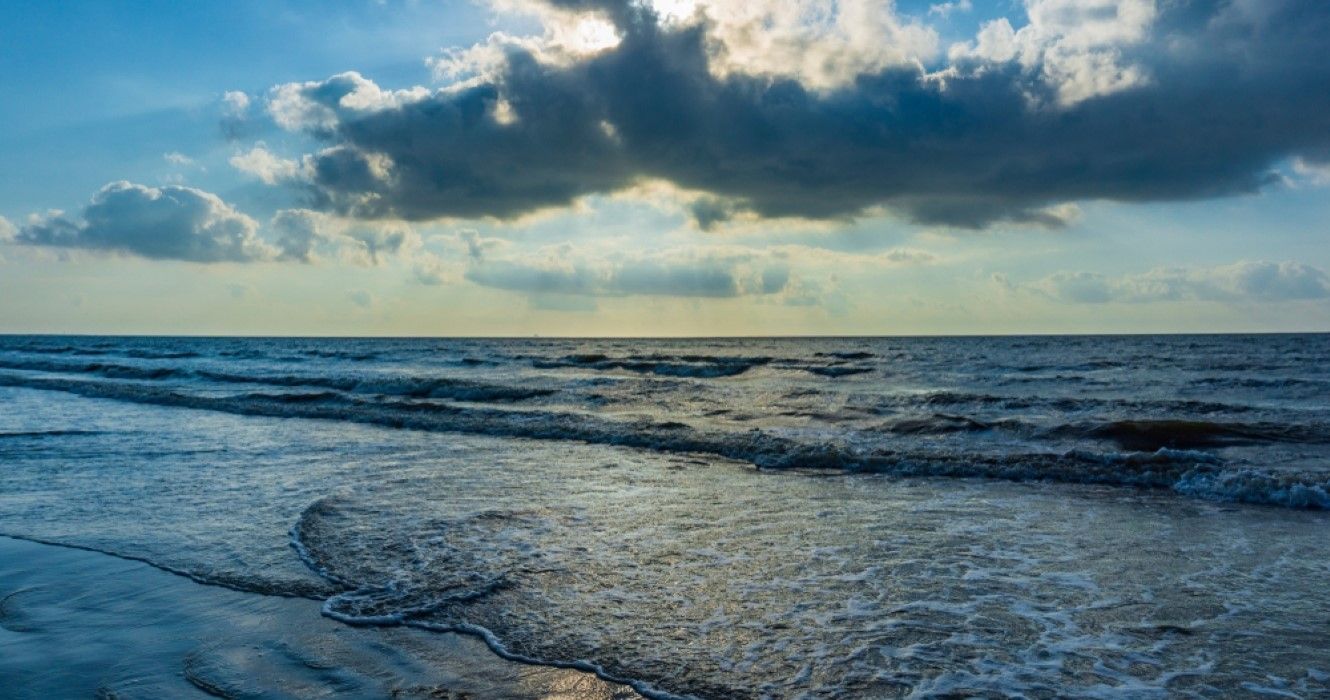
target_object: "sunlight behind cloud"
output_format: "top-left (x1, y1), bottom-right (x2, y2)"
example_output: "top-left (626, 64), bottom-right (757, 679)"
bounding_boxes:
top-left (1, 0), bottom-right (1328, 335)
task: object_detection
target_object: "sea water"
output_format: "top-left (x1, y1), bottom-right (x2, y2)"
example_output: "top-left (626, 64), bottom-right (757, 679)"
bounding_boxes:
top-left (1, 335), bottom-right (1328, 698)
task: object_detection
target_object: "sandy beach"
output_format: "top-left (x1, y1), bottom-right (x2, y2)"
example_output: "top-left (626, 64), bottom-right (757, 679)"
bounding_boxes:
top-left (0, 536), bottom-right (639, 699)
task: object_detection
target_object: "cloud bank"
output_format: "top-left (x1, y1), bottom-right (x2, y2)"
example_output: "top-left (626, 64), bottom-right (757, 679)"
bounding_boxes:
top-left (465, 245), bottom-right (792, 298)
top-left (9, 183), bottom-right (422, 269)
top-left (260, 0), bottom-right (1330, 229)
top-left (1028, 261), bottom-right (1330, 304)
top-left (453, 232), bottom-right (935, 301)
top-left (16, 182), bottom-right (273, 263)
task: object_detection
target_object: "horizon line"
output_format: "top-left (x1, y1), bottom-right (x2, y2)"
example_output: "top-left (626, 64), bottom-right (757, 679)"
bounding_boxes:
top-left (2, 330), bottom-right (1328, 340)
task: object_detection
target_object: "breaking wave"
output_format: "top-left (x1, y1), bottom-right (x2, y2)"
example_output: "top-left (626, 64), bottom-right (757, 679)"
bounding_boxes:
top-left (0, 356), bottom-right (554, 403)
top-left (0, 356), bottom-right (186, 381)
top-left (197, 370), bottom-right (557, 403)
top-left (1055, 418), bottom-right (1330, 451)
top-left (2, 370), bottom-right (1325, 510)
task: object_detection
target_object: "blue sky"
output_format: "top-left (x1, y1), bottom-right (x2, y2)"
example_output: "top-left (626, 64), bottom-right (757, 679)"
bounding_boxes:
top-left (2, 0), bottom-right (1328, 336)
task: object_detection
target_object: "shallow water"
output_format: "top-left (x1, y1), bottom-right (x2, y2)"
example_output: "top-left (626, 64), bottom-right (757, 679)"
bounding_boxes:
top-left (1, 335), bottom-right (1328, 698)
top-left (0, 537), bottom-right (636, 700)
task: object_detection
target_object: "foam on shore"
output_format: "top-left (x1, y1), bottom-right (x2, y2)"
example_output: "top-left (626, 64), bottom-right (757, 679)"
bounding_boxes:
top-left (0, 536), bottom-right (639, 700)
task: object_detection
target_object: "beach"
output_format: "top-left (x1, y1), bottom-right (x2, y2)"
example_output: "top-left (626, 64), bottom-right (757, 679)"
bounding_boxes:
top-left (1, 335), bottom-right (1328, 698)
top-left (0, 535), bottom-right (637, 699)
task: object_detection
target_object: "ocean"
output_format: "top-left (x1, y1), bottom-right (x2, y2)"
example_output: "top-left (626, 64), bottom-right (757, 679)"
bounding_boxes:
top-left (1, 334), bottom-right (1328, 698)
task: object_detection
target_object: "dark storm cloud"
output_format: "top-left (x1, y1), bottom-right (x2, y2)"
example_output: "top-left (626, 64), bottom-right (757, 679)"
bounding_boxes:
top-left (278, 0), bottom-right (1330, 228)
top-left (16, 182), bottom-right (272, 263)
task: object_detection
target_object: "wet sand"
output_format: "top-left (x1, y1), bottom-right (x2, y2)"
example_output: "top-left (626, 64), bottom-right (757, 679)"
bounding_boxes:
top-left (0, 536), bottom-right (640, 699)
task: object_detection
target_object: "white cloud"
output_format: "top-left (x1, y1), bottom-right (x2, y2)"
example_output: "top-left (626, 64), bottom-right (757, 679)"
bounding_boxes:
top-left (951, 0), bottom-right (1157, 106)
top-left (455, 0), bottom-right (623, 74)
top-left (221, 91), bottom-right (254, 140)
top-left (928, 0), bottom-right (972, 18)
top-left (412, 251), bottom-right (464, 286)
top-left (1292, 158), bottom-right (1330, 186)
top-left (15, 182), bottom-right (272, 263)
top-left (763, 244), bottom-right (938, 269)
top-left (163, 152), bottom-right (195, 167)
top-left (454, 229), bottom-right (510, 261)
top-left (222, 91), bottom-right (251, 116)
top-left (459, 0), bottom-right (934, 93)
top-left (1029, 261), bottom-right (1330, 303)
top-left (0, 216), bottom-right (15, 242)
top-left (467, 244), bottom-right (790, 298)
top-left (230, 145), bottom-right (301, 184)
top-left (348, 221), bottom-right (419, 265)
top-left (461, 239), bottom-right (935, 300)
top-left (682, 0), bottom-right (938, 91)
top-left (270, 209), bottom-right (419, 265)
top-left (268, 71), bottom-right (429, 132)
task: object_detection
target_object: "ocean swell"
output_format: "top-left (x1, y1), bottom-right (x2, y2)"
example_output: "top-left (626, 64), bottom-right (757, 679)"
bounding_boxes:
top-left (2, 371), bottom-right (1325, 510)
top-left (0, 355), bottom-right (554, 404)
top-left (1053, 419), bottom-right (1330, 451)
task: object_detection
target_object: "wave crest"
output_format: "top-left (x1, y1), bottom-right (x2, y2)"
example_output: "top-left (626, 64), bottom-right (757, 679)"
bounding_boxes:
top-left (3, 371), bottom-right (1326, 510)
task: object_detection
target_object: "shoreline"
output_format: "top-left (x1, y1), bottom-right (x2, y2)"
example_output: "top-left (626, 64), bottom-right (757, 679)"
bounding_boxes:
top-left (0, 535), bottom-right (640, 699)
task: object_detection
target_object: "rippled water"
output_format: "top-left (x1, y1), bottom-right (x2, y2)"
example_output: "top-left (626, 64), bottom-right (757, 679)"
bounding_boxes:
top-left (1, 335), bottom-right (1328, 698)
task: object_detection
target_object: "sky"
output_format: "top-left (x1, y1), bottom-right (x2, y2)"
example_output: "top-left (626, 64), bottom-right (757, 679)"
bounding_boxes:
top-left (1, 0), bottom-right (1329, 336)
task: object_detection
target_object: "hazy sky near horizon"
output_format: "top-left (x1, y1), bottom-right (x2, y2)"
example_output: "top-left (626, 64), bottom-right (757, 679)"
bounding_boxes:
top-left (2, 0), bottom-right (1329, 336)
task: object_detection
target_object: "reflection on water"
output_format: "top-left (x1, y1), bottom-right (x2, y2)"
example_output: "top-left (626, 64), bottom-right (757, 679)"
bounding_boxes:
top-left (0, 334), bottom-right (1328, 697)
